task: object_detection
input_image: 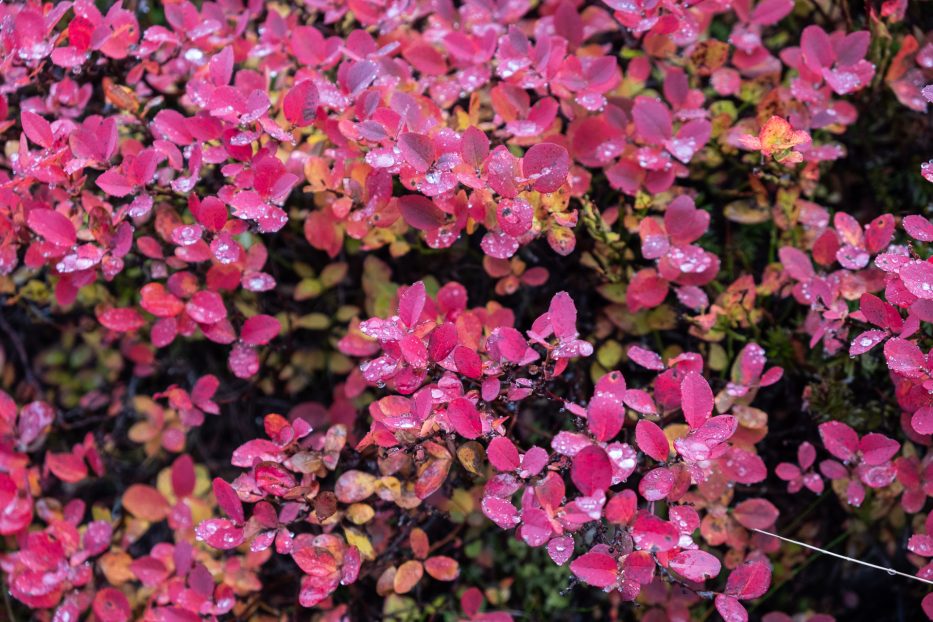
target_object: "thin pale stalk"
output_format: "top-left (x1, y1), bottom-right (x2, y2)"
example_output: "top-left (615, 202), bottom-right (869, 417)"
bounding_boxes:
top-left (754, 528), bottom-right (933, 586)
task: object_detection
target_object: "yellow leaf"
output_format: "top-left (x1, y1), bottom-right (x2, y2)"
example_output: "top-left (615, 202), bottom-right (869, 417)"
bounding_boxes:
top-left (344, 527), bottom-right (376, 560)
top-left (346, 503), bottom-right (375, 525)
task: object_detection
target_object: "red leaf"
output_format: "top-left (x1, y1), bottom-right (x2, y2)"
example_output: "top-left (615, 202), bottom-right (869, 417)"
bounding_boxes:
top-left (96, 169), bottom-right (135, 197)
top-left (447, 398), bottom-right (482, 439)
top-left (569, 551), bottom-right (618, 588)
top-left (817, 421), bottom-right (858, 462)
top-left (635, 420), bottom-right (669, 462)
top-left (522, 143), bottom-right (570, 193)
top-left (46, 452), bottom-right (88, 483)
top-left (732, 498), bottom-right (779, 529)
top-left (398, 195), bottom-right (446, 231)
top-left (171, 454), bottom-right (195, 498)
top-left (26, 208), bottom-right (76, 246)
top-left (283, 80), bottom-right (320, 127)
top-left (570, 445), bottom-right (612, 496)
top-left (631, 513), bottom-right (679, 552)
top-left (398, 282), bottom-right (426, 328)
top-left (186, 290), bottom-right (227, 324)
top-left (98, 308), bottom-right (145, 332)
top-left (588, 371), bottom-right (626, 442)
top-left (93, 588), bottom-right (131, 622)
top-left (140, 283), bottom-right (184, 318)
top-left (213, 478), bottom-right (244, 523)
top-left (461, 125), bottom-right (489, 169)
top-left (715, 594), bottom-right (749, 622)
top-left (487, 437), bottom-right (520, 471)
top-left (680, 371), bottom-right (713, 429)
top-left (669, 549), bottom-right (721, 582)
top-left (549, 291), bottom-right (578, 340)
top-left (632, 96), bottom-right (672, 142)
top-left (899, 261), bottom-right (933, 300)
top-left (398, 132), bottom-right (435, 173)
top-left (241, 314), bottom-right (281, 345)
top-left (858, 433), bottom-right (899, 465)
top-left (196, 518), bottom-right (246, 550)
top-left (21, 111), bottom-right (53, 148)
top-left (725, 560), bottom-right (772, 600)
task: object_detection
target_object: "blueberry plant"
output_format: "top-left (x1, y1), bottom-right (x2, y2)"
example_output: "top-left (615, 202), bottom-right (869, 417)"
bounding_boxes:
top-left (0, 0), bottom-right (931, 621)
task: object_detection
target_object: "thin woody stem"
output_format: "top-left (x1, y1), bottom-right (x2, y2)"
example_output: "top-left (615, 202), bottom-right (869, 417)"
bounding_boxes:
top-left (753, 528), bottom-right (933, 586)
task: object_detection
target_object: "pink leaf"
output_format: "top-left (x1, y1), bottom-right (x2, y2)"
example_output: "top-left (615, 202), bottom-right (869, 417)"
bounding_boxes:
top-left (588, 371), bottom-right (626, 442)
top-left (241, 314), bottom-right (281, 345)
top-left (398, 282), bottom-right (427, 328)
top-left (680, 372), bottom-right (713, 429)
top-left (725, 560), bottom-right (772, 600)
top-left (749, 0), bottom-right (794, 24)
top-left (461, 126), bottom-right (489, 169)
top-left (669, 549), bottom-right (721, 582)
top-left (487, 437), bottom-right (520, 471)
top-left (569, 551), bottom-right (618, 588)
top-left (628, 345), bottom-right (665, 370)
top-left (632, 97), bottom-right (672, 143)
top-left (899, 261), bottom-right (933, 300)
top-left (522, 143), bottom-right (570, 193)
top-left (800, 25), bottom-right (834, 73)
top-left (186, 291), bottom-right (227, 325)
top-left (283, 80), bottom-right (320, 127)
top-left (635, 420), bottom-right (669, 462)
top-left (570, 445), bottom-right (612, 495)
top-left (631, 513), bottom-right (679, 552)
top-left (98, 308), bottom-right (145, 332)
top-left (398, 195), bottom-right (446, 231)
top-left (549, 291), bottom-right (578, 340)
top-left (904, 215), bottom-right (933, 242)
top-left (21, 111), bottom-right (53, 148)
top-left (26, 208), bottom-right (76, 247)
top-left (732, 498), bottom-right (779, 529)
top-left (398, 132), bottom-right (435, 173)
top-left (448, 398), bottom-right (482, 439)
top-left (883, 338), bottom-right (926, 376)
top-left (715, 595), bottom-right (749, 622)
top-left (858, 433), bottom-right (899, 465)
top-left (96, 169), bottom-right (135, 197)
top-left (196, 518), bottom-right (245, 549)
top-left (547, 535), bottom-right (575, 566)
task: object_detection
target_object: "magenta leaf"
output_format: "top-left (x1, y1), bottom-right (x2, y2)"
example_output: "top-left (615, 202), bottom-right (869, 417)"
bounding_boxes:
top-left (569, 551), bottom-right (618, 588)
top-left (725, 560), bottom-right (772, 600)
top-left (680, 372), bottom-right (713, 429)
top-left (669, 549), bottom-right (721, 582)
top-left (570, 445), bottom-right (612, 496)
top-left (522, 143), bottom-right (570, 193)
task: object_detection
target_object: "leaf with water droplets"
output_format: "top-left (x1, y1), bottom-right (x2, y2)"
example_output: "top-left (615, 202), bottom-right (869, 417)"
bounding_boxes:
top-left (900, 261), bottom-right (933, 300)
top-left (522, 143), bottom-right (569, 193)
top-left (570, 551), bottom-right (618, 588)
top-left (669, 549), bottom-right (721, 582)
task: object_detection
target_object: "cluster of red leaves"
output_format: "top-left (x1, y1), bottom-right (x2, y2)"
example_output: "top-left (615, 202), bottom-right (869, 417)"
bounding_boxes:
top-left (0, 0), bottom-right (930, 620)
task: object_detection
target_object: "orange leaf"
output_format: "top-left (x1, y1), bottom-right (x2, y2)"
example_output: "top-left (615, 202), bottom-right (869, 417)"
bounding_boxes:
top-left (424, 555), bottom-right (460, 581)
top-left (393, 560), bottom-right (424, 594)
top-left (758, 116), bottom-right (810, 157)
top-left (122, 484), bottom-right (171, 522)
top-left (410, 527), bottom-right (430, 559)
